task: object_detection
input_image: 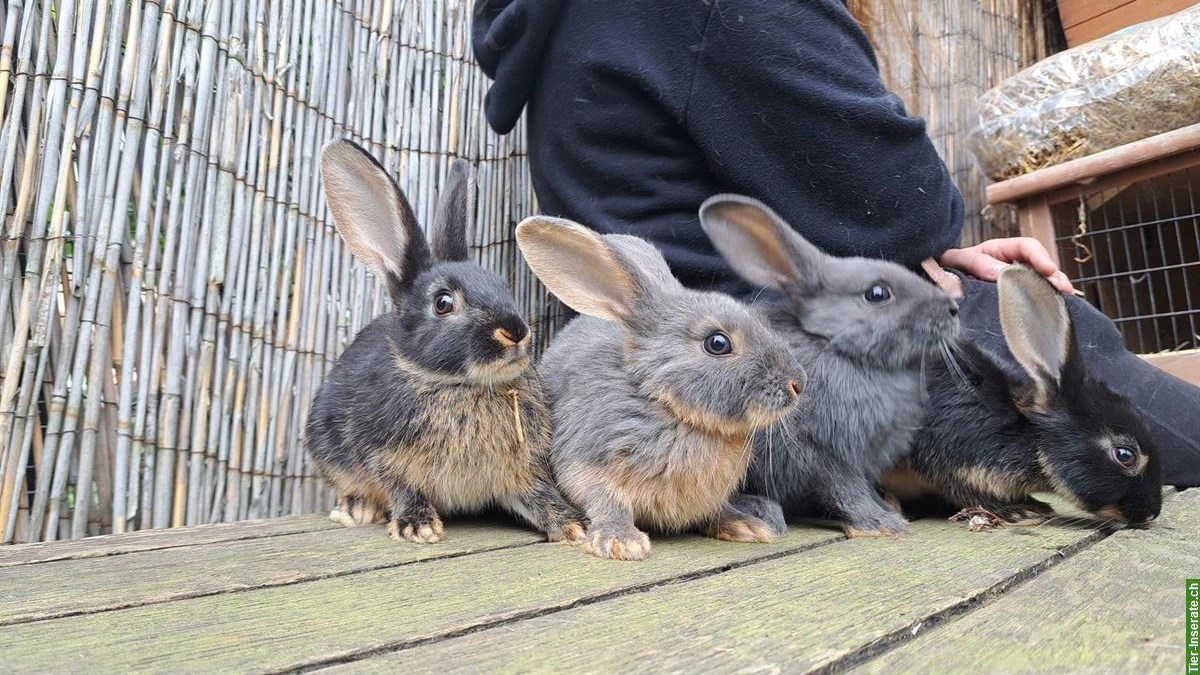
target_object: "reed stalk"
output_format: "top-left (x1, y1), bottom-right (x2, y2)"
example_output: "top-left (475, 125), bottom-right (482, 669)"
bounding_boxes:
top-left (0, 0), bottom-right (1043, 541)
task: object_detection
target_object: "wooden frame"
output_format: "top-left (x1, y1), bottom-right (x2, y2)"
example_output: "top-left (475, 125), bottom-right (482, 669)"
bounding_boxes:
top-left (986, 123), bottom-right (1200, 385)
top-left (1057, 0), bottom-right (1197, 47)
top-left (1141, 350), bottom-right (1200, 383)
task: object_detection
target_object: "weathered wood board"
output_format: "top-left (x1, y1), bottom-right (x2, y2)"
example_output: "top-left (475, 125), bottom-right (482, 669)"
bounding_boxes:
top-left (856, 488), bottom-right (1199, 674)
top-left (0, 515), bottom-right (337, 567)
top-left (0, 491), bottom-right (1191, 673)
top-left (0, 522), bottom-right (543, 625)
top-left (0, 528), bottom-right (839, 671)
top-left (330, 517), bottom-right (1101, 673)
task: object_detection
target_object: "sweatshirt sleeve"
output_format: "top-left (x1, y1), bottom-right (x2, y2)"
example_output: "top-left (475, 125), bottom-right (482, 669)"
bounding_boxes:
top-left (684, 0), bottom-right (963, 264)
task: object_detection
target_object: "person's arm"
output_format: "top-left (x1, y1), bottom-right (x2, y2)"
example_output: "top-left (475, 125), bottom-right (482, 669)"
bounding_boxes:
top-left (684, 0), bottom-right (960, 267)
top-left (684, 0), bottom-right (1072, 292)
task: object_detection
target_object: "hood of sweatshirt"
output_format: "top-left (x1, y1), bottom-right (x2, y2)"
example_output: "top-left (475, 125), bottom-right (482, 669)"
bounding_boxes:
top-left (472, 0), bottom-right (566, 134)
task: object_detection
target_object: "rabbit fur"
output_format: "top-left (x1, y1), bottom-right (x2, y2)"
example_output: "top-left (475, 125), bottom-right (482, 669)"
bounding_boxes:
top-left (884, 265), bottom-right (1163, 525)
top-left (306, 140), bottom-right (586, 544)
top-left (699, 195), bottom-right (960, 537)
top-left (517, 217), bottom-right (806, 560)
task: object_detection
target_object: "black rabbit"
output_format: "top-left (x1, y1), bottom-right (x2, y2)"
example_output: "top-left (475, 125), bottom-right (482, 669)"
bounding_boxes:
top-left (885, 265), bottom-right (1163, 525)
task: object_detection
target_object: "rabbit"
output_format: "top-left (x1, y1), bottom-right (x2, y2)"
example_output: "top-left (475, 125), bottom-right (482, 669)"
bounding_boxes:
top-left (882, 264), bottom-right (1163, 525)
top-left (515, 217), bottom-right (807, 560)
top-left (698, 194), bottom-right (960, 537)
top-left (305, 140), bottom-right (587, 545)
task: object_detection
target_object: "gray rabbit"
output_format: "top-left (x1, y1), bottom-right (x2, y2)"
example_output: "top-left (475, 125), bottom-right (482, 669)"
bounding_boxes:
top-left (306, 141), bottom-right (586, 544)
top-left (516, 217), bottom-right (806, 560)
top-left (699, 195), bottom-right (959, 536)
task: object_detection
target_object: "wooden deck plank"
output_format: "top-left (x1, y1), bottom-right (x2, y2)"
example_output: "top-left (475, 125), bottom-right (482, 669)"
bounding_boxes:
top-left (324, 513), bottom-right (1105, 672)
top-left (0, 521), bottom-right (544, 626)
top-left (0, 514), bottom-right (337, 567)
top-left (0, 529), bottom-right (840, 672)
top-left (855, 489), bottom-right (1199, 674)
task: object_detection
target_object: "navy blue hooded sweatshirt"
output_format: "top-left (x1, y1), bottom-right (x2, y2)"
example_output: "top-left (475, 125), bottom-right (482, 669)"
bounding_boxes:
top-left (473, 0), bottom-right (964, 295)
top-left (472, 0), bottom-right (1200, 490)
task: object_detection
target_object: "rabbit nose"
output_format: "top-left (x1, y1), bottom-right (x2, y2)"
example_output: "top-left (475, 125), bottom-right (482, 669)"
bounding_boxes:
top-left (493, 320), bottom-right (529, 347)
top-left (787, 379), bottom-right (803, 399)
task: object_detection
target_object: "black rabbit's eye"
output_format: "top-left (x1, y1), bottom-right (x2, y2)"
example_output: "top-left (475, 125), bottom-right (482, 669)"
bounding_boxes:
top-left (864, 283), bottom-right (893, 304)
top-left (1110, 445), bottom-right (1138, 469)
top-left (433, 292), bottom-right (455, 316)
top-left (703, 331), bottom-right (732, 356)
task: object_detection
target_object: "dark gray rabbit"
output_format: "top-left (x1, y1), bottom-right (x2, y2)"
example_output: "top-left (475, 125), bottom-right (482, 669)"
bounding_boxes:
top-left (306, 140), bottom-right (586, 544)
top-left (883, 265), bottom-right (1162, 525)
top-left (699, 195), bottom-right (959, 536)
top-left (516, 217), bottom-right (806, 560)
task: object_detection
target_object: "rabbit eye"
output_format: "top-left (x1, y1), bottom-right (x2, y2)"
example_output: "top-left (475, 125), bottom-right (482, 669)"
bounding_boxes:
top-left (864, 283), bottom-right (893, 305)
top-left (1110, 445), bottom-right (1138, 469)
top-left (433, 292), bottom-right (456, 316)
top-left (703, 331), bottom-right (732, 356)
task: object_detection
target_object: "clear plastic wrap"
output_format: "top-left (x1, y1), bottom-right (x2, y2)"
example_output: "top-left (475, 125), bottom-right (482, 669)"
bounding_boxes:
top-left (971, 4), bottom-right (1200, 181)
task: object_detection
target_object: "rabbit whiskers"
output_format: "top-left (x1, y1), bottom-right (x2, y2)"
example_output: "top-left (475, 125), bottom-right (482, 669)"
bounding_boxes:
top-left (764, 423), bottom-right (777, 502)
top-left (747, 274), bottom-right (792, 307)
top-left (764, 407), bottom-right (798, 502)
top-left (820, 324), bottom-right (860, 353)
top-left (919, 350), bottom-right (928, 407)
top-left (939, 337), bottom-right (970, 389)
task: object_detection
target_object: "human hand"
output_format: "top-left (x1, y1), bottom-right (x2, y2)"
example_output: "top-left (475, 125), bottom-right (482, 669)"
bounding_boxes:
top-left (940, 237), bottom-right (1075, 294)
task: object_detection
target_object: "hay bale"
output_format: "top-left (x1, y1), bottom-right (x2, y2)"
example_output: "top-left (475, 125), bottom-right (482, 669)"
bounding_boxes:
top-left (971, 4), bottom-right (1200, 181)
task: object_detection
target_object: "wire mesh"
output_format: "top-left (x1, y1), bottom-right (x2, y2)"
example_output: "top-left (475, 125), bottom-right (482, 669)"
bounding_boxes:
top-left (1054, 164), bottom-right (1200, 354)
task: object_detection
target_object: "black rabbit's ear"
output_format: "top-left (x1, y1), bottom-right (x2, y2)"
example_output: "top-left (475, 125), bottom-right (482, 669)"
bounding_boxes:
top-left (998, 265), bottom-right (1073, 411)
top-left (320, 140), bottom-right (431, 305)
top-left (515, 217), bottom-right (679, 325)
top-left (431, 159), bottom-right (474, 262)
top-left (699, 194), bottom-right (824, 298)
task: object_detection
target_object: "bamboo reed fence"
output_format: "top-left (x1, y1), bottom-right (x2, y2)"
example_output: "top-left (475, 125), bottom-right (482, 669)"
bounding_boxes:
top-left (0, 0), bottom-right (1051, 542)
top-left (0, 0), bottom-right (547, 543)
top-left (857, 0), bottom-right (1051, 244)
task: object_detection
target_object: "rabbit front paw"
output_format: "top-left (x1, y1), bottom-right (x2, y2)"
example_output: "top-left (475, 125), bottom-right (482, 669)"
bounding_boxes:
top-left (329, 496), bottom-right (387, 527)
top-left (583, 524), bottom-right (651, 561)
top-left (387, 514), bottom-right (445, 544)
top-left (707, 514), bottom-right (777, 543)
top-left (842, 508), bottom-right (911, 538)
top-left (727, 493), bottom-right (787, 536)
top-left (547, 516), bottom-right (588, 544)
top-left (995, 499), bottom-right (1055, 525)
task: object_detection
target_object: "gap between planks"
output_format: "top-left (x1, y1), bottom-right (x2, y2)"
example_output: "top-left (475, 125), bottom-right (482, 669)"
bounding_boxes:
top-left (814, 526), bottom-right (1113, 674)
top-left (855, 487), bottom-right (1198, 673)
top-left (303, 531), bottom-right (1114, 674)
top-left (287, 534), bottom-right (848, 673)
top-left (304, 494), bottom-right (1175, 673)
top-left (0, 515), bottom-right (339, 568)
top-left (0, 536), bottom-right (546, 628)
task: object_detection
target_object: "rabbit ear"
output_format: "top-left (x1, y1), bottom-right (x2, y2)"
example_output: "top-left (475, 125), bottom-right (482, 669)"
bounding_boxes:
top-left (998, 264), bottom-right (1073, 410)
top-left (516, 217), bottom-right (676, 324)
top-left (699, 194), bottom-right (824, 295)
top-left (431, 159), bottom-right (473, 262)
top-left (320, 140), bottom-right (431, 304)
